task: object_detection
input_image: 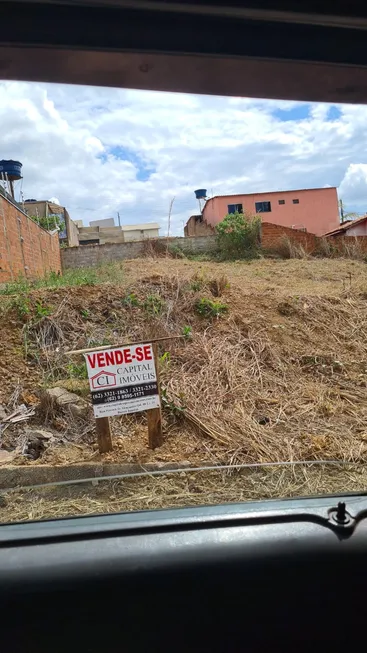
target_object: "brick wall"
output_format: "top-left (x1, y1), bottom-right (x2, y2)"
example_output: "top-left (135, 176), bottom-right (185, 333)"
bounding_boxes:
top-left (61, 236), bottom-right (217, 269)
top-left (261, 222), bottom-right (319, 253)
top-left (0, 196), bottom-right (61, 282)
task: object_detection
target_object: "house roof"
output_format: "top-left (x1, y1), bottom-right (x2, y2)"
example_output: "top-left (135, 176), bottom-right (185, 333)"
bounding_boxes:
top-left (205, 187), bottom-right (337, 201)
top-left (323, 215), bottom-right (367, 236)
top-left (120, 223), bottom-right (160, 231)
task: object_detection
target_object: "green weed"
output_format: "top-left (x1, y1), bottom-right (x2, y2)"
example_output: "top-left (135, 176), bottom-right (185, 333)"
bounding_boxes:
top-left (195, 297), bottom-right (228, 319)
top-left (0, 262), bottom-right (125, 296)
top-left (168, 244), bottom-right (186, 259)
top-left (182, 325), bottom-right (192, 339)
top-left (159, 351), bottom-right (171, 365)
top-left (66, 361), bottom-right (88, 379)
top-left (144, 294), bottom-right (165, 315)
top-left (123, 292), bottom-right (139, 307)
top-left (80, 308), bottom-right (90, 319)
top-left (0, 277), bottom-right (30, 295)
top-left (12, 294), bottom-right (30, 320)
top-left (35, 301), bottom-right (52, 318)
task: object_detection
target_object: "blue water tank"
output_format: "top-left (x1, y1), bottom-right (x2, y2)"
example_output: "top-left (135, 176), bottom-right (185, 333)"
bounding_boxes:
top-left (194, 189), bottom-right (207, 199)
top-left (0, 160), bottom-right (22, 181)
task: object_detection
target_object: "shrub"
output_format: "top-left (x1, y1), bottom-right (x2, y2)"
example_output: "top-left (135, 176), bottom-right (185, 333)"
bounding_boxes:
top-left (195, 297), bottom-right (228, 318)
top-left (168, 244), bottom-right (186, 259)
top-left (215, 211), bottom-right (261, 259)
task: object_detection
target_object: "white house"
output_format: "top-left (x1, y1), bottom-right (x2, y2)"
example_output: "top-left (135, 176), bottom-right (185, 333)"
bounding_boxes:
top-left (121, 223), bottom-right (160, 242)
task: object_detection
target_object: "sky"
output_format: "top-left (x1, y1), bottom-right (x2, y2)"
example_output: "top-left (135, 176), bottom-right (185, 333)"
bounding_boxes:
top-left (1, 81), bottom-right (367, 235)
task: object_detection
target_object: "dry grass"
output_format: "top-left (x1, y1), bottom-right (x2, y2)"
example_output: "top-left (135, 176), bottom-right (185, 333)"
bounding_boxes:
top-left (2, 463), bottom-right (367, 523)
top-left (122, 257), bottom-right (367, 297)
top-left (270, 235), bottom-right (310, 259)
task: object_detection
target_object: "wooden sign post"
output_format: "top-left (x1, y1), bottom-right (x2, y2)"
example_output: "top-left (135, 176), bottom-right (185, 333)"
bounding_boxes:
top-left (147, 343), bottom-right (163, 449)
top-left (95, 416), bottom-right (113, 453)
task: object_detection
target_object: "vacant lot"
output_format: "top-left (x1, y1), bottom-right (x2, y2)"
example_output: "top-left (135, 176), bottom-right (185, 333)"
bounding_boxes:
top-left (1, 256), bottom-right (367, 521)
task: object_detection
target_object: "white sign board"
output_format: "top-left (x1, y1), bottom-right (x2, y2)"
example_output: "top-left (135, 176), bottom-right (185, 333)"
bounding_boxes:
top-left (84, 343), bottom-right (160, 418)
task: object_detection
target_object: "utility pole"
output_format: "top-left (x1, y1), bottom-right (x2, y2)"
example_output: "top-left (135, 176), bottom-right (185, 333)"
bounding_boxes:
top-left (167, 197), bottom-right (175, 238)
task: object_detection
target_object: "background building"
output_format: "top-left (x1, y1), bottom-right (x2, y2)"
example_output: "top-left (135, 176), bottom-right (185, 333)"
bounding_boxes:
top-left (77, 222), bottom-right (160, 245)
top-left (186, 187), bottom-right (340, 237)
top-left (325, 215), bottom-right (367, 237)
top-left (24, 199), bottom-right (79, 247)
top-left (89, 218), bottom-right (115, 228)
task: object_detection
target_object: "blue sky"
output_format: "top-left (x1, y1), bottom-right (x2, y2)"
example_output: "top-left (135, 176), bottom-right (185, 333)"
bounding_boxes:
top-left (0, 82), bottom-right (367, 234)
top-left (100, 146), bottom-right (156, 182)
top-left (273, 104), bottom-right (310, 122)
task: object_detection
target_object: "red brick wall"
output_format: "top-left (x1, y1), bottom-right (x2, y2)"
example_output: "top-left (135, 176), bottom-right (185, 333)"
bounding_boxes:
top-left (261, 222), bottom-right (319, 253)
top-left (262, 222), bottom-right (367, 256)
top-left (328, 235), bottom-right (367, 253)
top-left (0, 196), bottom-right (61, 283)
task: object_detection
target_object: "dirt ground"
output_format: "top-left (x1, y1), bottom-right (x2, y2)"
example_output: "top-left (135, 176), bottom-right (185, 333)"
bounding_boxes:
top-left (0, 256), bottom-right (367, 521)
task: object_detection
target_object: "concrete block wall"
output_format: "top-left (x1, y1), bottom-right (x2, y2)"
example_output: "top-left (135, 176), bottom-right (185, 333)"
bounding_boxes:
top-left (61, 236), bottom-right (217, 269)
top-left (0, 196), bottom-right (61, 282)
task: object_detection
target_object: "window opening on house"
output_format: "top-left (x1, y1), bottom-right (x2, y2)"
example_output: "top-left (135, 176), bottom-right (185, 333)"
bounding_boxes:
top-left (255, 201), bottom-right (271, 213)
top-left (228, 203), bottom-right (243, 214)
top-left (278, 199), bottom-right (285, 205)
top-left (293, 199), bottom-right (300, 204)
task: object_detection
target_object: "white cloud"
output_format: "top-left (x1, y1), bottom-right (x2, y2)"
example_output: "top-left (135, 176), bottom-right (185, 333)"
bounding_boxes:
top-left (1, 81), bottom-right (367, 234)
top-left (339, 164), bottom-right (367, 205)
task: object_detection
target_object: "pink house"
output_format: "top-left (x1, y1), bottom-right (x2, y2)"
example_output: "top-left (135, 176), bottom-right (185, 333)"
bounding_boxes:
top-left (324, 215), bottom-right (367, 237)
top-left (200, 187), bottom-right (340, 236)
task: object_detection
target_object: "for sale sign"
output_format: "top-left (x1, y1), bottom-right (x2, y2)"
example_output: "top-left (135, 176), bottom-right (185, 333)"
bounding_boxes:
top-left (84, 343), bottom-right (160, 418)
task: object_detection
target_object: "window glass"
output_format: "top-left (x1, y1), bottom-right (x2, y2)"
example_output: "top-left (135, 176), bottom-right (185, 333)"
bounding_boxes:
top-left (0, 81), bottom-right (364, 524)
top-left (255, 201), bottom-right (272, 212)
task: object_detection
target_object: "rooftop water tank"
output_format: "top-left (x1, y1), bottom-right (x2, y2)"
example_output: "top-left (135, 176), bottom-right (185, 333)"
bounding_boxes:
top-left (0, 160), bottom-right (22, 181)
top-left (194, 189), bottom-right (207, 199)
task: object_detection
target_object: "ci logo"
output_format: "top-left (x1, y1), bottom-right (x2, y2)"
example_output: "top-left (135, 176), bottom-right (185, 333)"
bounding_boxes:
top-left (91, 370), bottom-right (117, 389)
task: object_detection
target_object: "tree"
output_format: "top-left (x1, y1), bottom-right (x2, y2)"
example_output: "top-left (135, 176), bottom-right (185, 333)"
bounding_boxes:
top-left (215, 211), bottom-right (261, 259)
top-left (339, 199), bottom-right (359, 223)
